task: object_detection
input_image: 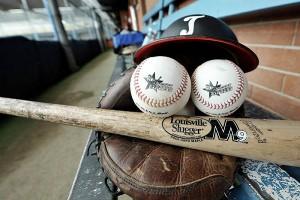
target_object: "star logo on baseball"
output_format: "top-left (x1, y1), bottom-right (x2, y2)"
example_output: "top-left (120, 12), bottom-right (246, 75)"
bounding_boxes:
top-left (203, 81), bottom-right (233, 98)
top-left (144, 72), bottom-right (173, 92)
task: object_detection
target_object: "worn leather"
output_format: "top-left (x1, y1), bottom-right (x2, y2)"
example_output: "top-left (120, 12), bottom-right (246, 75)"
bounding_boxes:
top-left (97, 68), bottom-right (237, 200)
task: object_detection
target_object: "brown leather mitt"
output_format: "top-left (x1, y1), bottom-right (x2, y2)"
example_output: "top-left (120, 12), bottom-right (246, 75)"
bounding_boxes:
top-left (97, 68), bottom-right (237, 200)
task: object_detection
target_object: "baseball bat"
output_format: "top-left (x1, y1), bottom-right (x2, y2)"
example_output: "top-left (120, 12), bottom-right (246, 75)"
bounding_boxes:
top-left (0, 97), bottom-right (299, 167)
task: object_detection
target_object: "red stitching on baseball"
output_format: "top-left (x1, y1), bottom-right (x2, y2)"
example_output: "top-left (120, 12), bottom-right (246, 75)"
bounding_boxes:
top-left (133, 63), bottom-right (189, 108)
top-left (192, 61), bottom-right (245, 110)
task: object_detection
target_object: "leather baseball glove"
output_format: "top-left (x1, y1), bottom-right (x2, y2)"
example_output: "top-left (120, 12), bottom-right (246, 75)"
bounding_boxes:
top-left (96, 67), bottom-right (237, 200)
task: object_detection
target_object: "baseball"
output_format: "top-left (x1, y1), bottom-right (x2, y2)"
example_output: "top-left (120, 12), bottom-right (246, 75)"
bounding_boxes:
top-left (130, 56), bottom-right (191, 117)
top-left (191, 59), bottom-right (248, 116)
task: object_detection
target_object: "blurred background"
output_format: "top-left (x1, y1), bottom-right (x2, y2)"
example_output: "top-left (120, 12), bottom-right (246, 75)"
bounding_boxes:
top-left (1, 0), bottom-right (299, 119)
top-left (0, 0), bottom-right (299, 200)
top-left (0, 0), bottom-right (122, 99)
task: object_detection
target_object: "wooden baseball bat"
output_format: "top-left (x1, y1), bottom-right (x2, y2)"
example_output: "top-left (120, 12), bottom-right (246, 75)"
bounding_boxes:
top-left (0, 97), bottom-right (299, 167)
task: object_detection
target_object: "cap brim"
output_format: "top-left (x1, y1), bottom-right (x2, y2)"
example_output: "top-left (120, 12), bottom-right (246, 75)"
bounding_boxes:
top-left (134, 36), bottom-right (259, 73)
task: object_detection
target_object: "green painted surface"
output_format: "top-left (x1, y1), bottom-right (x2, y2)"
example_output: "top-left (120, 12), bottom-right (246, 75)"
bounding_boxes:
top-left (0, 50), bottom-right (116, 200)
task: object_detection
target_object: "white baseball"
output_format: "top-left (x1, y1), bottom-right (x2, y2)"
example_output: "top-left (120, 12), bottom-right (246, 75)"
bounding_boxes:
top-left (130, 56), bottom-right (191, 117)
top-left (191, 59), bottom-right (248, 116)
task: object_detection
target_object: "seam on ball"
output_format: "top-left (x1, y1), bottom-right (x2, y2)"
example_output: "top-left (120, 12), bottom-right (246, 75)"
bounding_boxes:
top-left (192, 61), bottom-right (245, 110)
top-left (133, 63), bottom-right (189, 108)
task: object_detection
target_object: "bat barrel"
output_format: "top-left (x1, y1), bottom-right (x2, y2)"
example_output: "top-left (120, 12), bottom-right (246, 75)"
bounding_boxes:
top-left (0, 97), bottom-right (299, 167)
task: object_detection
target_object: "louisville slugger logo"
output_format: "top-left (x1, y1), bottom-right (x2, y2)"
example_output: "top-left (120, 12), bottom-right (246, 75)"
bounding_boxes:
top-left (162, 116), bottom-right (212, 142)
top-left (162, 116), bottom-right (248, 143)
